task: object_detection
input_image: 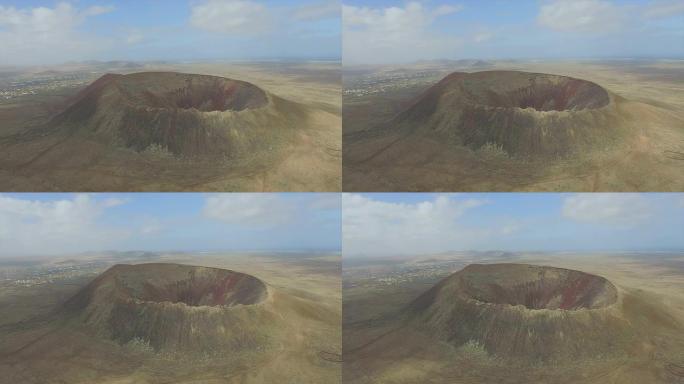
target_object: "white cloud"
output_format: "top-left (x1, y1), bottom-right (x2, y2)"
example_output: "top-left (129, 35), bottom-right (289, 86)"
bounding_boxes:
top-left (102, 197), bottom-right (128, 207)
top-left (644, 0), bottom-right (684, 19)
top-left (434, 4), bottom-right (463, 17)
top-left (202, 194), bottom-right (294, 226)
top-left (190, 0), bottom-right (271, 34)
top-left (139, 217), bottom-right (163, 235)
top-left (343, 2), bottom-right (463, 64)
top-left (500, 222), bottom-right (521, 235)
top-left (538, 0), bottom-right (627, 33)
top-left (473, 31), bottom-right (493, 43)
top-left (537, 0), bottom-right (684, 37)
top-left (83, 5), bottom-right (115, 17)
top-left (125, 30), bottom-right (144, 45)
top-left (343, 194), bottom-right (486, 256)
top-left (295, 0), bottom-right (339, 21)
top-left (0, 2), bottom-right (114, 65)
top-left (308, 194), bottom-right (341, 210)
top-left (0, 194), bottom-right (127, 256)
top-left (561, 194), bottom-right (651, 225)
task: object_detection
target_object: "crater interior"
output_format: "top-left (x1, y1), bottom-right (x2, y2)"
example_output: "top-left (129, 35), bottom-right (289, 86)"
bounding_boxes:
top-left (458, 264), bottom-right (617, 310)
top-left (111, 264), bottom-right (268, 307)
top-left (460, 73), bottom-right (610, 111)
top-left (114, 72), bottom-right (268, 112)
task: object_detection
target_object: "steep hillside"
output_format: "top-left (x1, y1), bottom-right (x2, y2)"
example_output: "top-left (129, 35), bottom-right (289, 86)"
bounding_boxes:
top-left (0, 71), bottom-right (342, 191)
top-left (383, 71), bottom-right (626, 159)
top-left (62, 264), bottom-right (277, 353)
top-left (48, 72), bottom-right (305, 158)
top-left (343, 70), bottom-right (684, 191)
top-left (406, 264), bottom-right (635, 362)
top-left (344, 263), bottom-right (684, 383)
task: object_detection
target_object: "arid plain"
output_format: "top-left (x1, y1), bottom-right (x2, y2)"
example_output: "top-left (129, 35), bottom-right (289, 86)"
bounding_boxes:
top-left (343, 252), bottom-right (684, 384)
top-left (0, 60), bottom-right (341, 191)
top-left (0, 251), bottom-right (341, 384)
top-left (343, 59), bottom-right (684, 191)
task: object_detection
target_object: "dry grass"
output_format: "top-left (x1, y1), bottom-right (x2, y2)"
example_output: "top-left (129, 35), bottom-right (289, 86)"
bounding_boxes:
top-left (0, 253), bottom-right (341, 384)
top-left (0, 61), bottom-right (341, 192)
top-left (343, 60), bottom-right (684, 192)
top-left (343, 253), bottom-right (684, 383)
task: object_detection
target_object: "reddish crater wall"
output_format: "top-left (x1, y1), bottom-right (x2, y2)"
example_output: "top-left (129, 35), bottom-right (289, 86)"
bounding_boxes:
top-left (457, 264), bottom-right (618, 310)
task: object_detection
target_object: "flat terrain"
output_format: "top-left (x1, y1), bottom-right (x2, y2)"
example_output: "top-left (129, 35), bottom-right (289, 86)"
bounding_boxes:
top-left (0, 251), bottom-right (341, 383)
top-left (343, 252), bottom-right (684, 383)
top-left (343, 59), bottom-right (684, 191)
top-left (0, 61), bottom-right (341, 191)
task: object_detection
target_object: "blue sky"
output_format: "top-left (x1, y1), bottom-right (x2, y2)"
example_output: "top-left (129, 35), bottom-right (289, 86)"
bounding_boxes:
top-left (343, 0), bottom-right (684, 64)
top-left (0, 193), bottom-right (341, 256)
top-left (0, 0), bottom-right (341, 66)
top-left (343, 193), bottom-right (684, 257)
top-left (3, 1), bottom-right (680, 65)
top-left (2, 192), bottom-right (683, 257)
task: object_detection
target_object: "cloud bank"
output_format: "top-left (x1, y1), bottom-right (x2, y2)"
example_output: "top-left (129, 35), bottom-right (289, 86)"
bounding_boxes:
top-left (0, 1), bottom-right (341, 66)
top-left (343, 193), bottom-right (684, 257)
top-left (0, 194), bottom-right (126, 256)
top-left (343, 194), bottom-right (489, 256)
top-left (343, 2), bottom-right (464, 64)
top-left (0, 193), bottom-right (340, 257)
top-left (0, 2), bottom-right (114, 65)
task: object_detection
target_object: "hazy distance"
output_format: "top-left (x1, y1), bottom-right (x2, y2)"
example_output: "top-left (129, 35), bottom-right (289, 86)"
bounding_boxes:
top-left (342, 193), bottom-right (684, 257)
top-left (0, 193), bottom-right (341, 257)
top-left (342, 0), bottom-right (684, 64)
top-left (0, 0), bottom-right (341, 66)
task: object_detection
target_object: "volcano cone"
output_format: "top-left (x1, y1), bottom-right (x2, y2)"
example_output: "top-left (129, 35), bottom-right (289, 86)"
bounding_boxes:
top-left (63, 263), bottom-right (276, 353)
top-left (50, 72), bottom-right (306, 158)
top-left (391, 71), bottom-right (626, 158)
top-left (407, 264), bottom-right (634, 362)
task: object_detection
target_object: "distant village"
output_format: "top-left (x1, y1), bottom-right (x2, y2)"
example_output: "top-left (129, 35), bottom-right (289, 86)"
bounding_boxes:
top-left (0, 73), bottom-right (94, 100)
top-left (2, 261), bottom-right (106, 288)
top-left (343, 259), bottom-right (465, 289)
top-left (343, 70), bottom-right (441, 97)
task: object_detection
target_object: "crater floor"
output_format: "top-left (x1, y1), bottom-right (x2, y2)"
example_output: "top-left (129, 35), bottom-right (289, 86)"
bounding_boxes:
top-left (455, 264), bottom-right (618, 310)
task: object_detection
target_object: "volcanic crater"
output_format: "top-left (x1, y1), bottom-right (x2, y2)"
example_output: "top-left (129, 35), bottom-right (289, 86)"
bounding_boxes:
top-left (456, 72), bottom-right (610, 112)
top-left (386, 71), bottom-right (627, 158)
top-left (406, 264), bottom-right (632, 361)
top-left (63, 263), bottom-right (277, 353)
top-left (133, 75), bottom-right (267, 112)
top-left (108, 263), bottom-right (268, 307)
top-left (50, 72), bottom-right (306, 158)
top-left (68, 72), bottom-right (268, 113)
top-left (456, 264), bottom-right (617, 310)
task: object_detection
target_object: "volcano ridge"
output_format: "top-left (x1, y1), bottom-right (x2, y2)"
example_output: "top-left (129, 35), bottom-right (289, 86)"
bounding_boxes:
top-left (47, 72), bottom-right (307, 158)
top-left (62, 263), bottom-right (278, 353)
top-left (381, 71), bottom-right (629, 159)
top-left (398, 264), bottom-right (674, 362)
